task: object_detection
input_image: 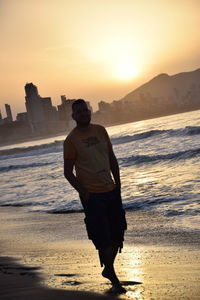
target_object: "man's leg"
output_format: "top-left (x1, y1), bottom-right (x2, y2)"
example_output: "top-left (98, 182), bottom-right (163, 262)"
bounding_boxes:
top-left (84, 192), bottom-right (126, 293)
top-left (99, 243), bottom-right (126, 293)
top-left (100, 245), bottom-right (119, 284)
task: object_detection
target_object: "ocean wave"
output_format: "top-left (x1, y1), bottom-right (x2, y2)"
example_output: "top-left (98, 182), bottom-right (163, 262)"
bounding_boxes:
top-left (1, 196), bottom-right (199, 218)
top-left (0, 140), bottom-right (63, 157)
top-left (112, 126), bottom-right (200, 145)
top-left (0, 201), bottom-right (84, 213)
top-left (1, 126), bottom-right (200, 159)
top-left (111, 129), bottom-right (167, 145)
top-left (0, 162), bottom-right (55, 173)
top-left (120, 147), bottom-right (200, 166)
top-left (164, 209), bottom-right (200, 217)
top-left (49, 209), bottom-right (83, 214)
top-left (123, 196), bottom-right (181, 210)
top-left (183, 126), bottom-right (200, 135)
top-left (0, 202), bottom-right (34, 207)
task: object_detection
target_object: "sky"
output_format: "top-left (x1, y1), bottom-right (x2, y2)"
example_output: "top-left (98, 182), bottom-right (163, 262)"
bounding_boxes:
top-left (0, 0), bottom-right (200, 119)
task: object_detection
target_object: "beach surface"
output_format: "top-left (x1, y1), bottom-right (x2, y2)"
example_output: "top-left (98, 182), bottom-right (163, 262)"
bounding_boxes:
top-left (0, 207), bottom-right (199, 300)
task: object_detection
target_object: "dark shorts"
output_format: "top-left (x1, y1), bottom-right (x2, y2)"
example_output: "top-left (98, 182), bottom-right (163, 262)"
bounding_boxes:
top-left (80, 187), bottom-right (127, 251)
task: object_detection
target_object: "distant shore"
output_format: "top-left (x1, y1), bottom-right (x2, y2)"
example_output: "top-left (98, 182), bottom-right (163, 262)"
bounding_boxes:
top-left (0, 130), bottom-right (68, 148)
top-left (1, 108), bottom-right (200, 148)
top-left (0, 207), bottom-right (199, 299)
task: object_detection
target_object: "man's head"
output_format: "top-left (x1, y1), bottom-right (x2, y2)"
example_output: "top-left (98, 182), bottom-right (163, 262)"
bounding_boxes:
top-left (72, 99), bottom-right (91, 126)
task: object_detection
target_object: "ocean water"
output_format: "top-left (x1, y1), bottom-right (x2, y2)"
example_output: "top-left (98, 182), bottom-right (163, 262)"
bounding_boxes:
top-left (0, 110), bottom-right (200, 230)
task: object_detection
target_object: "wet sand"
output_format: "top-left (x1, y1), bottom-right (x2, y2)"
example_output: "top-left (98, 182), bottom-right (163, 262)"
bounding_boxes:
top-left (0, 207), bottom-right (200, 300)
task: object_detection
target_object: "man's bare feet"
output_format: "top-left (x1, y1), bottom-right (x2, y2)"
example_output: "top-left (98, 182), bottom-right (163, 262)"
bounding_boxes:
top-left (102, 267), bottom-right (126, 294)
top-left (102, 267), bottom-right (119, 283)
top-left (108, 285), bottom-right (127, 295)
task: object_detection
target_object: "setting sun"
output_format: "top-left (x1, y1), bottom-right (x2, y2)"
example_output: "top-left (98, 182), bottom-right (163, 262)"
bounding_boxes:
top-left (0, 0), bottom-right (199, 116)
top-left (115, 62), bottom-right (140, 80)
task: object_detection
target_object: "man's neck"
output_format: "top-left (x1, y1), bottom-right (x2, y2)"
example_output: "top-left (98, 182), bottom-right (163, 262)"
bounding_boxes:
top-left (76, 123), bottom-right (92, 131)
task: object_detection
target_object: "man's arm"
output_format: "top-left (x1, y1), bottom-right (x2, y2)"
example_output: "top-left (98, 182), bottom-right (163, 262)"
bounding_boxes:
top-left (102, 125), bottom-right (121, 190)
top-left (109, 147), bottom-right (121, 190)
top-left (64, 159), bottom-right (89, 201)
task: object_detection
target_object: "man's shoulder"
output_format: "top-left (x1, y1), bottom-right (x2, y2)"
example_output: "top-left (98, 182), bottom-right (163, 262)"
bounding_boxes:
top-left (64, 124), bottom-right (106, 144)
top-left (64, 128), bottom-right (77, 144)
top-left (92, 123), bottom-right (106, 132)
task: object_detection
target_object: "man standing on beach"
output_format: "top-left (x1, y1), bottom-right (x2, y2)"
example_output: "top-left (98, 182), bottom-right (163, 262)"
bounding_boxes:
top-left (63, 99), bottom-right (127, 294)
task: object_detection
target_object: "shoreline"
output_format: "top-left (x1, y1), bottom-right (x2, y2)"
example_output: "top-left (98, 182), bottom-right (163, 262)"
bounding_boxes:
top-left (0, 207), bottom-right (200, 299)
top-left (0, 131), bottom-right (68, 149)
top-left (1, 108), bottom-right (200, 148)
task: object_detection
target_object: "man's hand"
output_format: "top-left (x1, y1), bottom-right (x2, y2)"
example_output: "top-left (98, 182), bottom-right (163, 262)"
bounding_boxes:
top-left (80, 189), bottom-right (90, 201)
top-left (109, 148), bottom-right (121, 190)
top-left (79, 189), bottom-right (90, 208)
top-left (64, 159), bottom-right (88, 199)
top-left (116, 183), bottom-right (121, 191)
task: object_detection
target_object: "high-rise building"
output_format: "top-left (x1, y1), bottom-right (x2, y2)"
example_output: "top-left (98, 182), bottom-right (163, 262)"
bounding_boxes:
top-left (25, 83), bottom-right (40, 99)
top-left (25, 83), bottom-right (44, 130)
top-left (5, 104), bottom-right (13, 122)
top-left (24, 82), bottom-right (57, 133)
top-left (16, 112), bottom-right (28, 122)
top-left (57, 96), bottom-right (74, 122)
top-left (61, 95), bottom-right (67, 104)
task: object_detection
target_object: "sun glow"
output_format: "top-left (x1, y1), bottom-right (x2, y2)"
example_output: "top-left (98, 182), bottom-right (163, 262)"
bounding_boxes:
top-left (115, 61), bottom-right (140, 81)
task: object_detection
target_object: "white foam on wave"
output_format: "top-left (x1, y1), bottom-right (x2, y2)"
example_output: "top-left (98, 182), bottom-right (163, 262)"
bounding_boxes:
top-left (1, 125), bottom-right (200, 161)
top-left (0, 162), bottom-right (55, 173)
top-left (120, 147), bottom-right (200, 166)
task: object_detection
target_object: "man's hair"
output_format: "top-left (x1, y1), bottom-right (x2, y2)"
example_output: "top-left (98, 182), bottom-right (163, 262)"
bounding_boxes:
top-left (72, 99), bottom-right (87, 112)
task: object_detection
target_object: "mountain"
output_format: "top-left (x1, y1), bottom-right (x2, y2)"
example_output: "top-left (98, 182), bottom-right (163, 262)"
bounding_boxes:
top-left (120, 68), bottom-right (200, 105)
top-left (95, 68), bottom-right (200, 126)
top-left (112, 68), bottom-right (200, 122)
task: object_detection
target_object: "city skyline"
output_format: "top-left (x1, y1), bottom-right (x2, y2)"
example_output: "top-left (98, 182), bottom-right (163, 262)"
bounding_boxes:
top-left (1, 67), bottom-right (200, 145)
top-left (0, 83), bottom-right (84, 121)
top-left (1, 0), bottom-right (200, 119)
top-left (1, 65), bottom-right (200, 122)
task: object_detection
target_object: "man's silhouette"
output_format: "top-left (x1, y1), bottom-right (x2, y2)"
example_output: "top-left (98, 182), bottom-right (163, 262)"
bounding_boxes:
top-left (64, 99), bottom-right (127, 293)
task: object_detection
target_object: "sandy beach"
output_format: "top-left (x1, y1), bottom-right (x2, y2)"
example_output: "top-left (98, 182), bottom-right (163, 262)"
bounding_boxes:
top-left (0, 207), bottom-right (200, 300)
